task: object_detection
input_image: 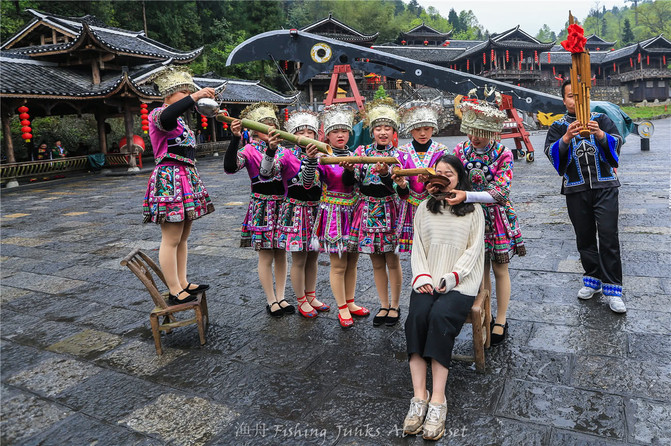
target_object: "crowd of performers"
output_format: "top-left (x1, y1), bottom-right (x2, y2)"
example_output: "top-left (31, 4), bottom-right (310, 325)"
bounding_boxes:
top-left (141, 66), bottom-right (625, 441)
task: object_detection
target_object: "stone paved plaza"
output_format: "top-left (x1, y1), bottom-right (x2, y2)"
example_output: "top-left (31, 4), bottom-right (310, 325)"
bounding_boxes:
top-left (1, 119), bottom-right (670, 445)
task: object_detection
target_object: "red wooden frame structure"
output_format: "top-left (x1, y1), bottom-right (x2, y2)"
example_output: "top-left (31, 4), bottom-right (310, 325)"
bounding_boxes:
top-left (499, 94), bottom-right (535, 162)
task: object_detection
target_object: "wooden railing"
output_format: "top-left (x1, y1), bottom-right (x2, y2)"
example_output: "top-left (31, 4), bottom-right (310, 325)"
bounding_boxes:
top-left (0, 154), bottom-right (131, 184)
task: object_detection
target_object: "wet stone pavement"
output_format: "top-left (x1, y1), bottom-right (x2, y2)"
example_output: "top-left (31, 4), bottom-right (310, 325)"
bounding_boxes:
top-left (1, 118), bottom-right (670, 446)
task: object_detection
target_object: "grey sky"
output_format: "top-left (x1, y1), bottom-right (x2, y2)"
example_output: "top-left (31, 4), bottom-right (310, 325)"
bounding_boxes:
top-left (423, 0), bottom-right (629, 37)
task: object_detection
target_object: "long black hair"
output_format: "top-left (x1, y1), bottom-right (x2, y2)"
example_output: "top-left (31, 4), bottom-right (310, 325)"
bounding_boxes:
top-left (426, 154), bottom-right (475, 216)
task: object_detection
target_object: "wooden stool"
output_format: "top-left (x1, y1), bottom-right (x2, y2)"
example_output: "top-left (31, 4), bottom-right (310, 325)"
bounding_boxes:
top-left (453, 289), bottom-right (491, 373)
top-left (120, 248), bottom-right (209, 355)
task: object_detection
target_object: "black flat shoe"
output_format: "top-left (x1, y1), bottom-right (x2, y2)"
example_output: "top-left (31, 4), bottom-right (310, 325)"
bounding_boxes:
top-left (490, 321), bottom-right (509, 345)
top-left (266, 302), bottom-right (284, 317)
top-left (168, 290), bottom-right (198, 305)
top-left (385, 307), bottom-right (401, 326)
top-left (373, 308), bottom-right (389, 326)
top-left (277, 299), bottom-right (295, 314)
top-left (185, 282), bottom-right (210, 294)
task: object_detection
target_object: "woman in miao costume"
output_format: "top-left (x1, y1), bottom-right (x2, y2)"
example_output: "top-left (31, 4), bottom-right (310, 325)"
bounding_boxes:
top-left (395, 101), bottom-right (449, 253)
top-left (343, 98), bottom-right (404, 327)
top-left (143, 66), bottom-right (215, 305)
top-left (223, 103), bottom-right (293, 317)
top-left (274, 110), bottom-right (330, 318)
top-left (312, 105), bottom-right (369, 328)
top-left (449, 93), bottom-right (526, 345)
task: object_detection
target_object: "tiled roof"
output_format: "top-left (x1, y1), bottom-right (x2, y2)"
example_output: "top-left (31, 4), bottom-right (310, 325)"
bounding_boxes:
top-left (372, 45), bottom-right (464, 63)
top-left (1, 9), bottom-right (201, 61)
top-left (0, 54), bottom-right (157, 99)
top-left (400, 23), bottom-right (451, 39)
top-left (193, 76), bottom-right (297, 105)
top-left (300, 13), bottom-right (378, 41)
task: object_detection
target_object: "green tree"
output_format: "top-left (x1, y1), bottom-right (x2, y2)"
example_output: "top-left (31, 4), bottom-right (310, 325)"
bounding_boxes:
top-left (374, 85), bottom-right (387, 99)
top-left (536, 24), bottom-right (555, 42)
top-left (622, 18), bottom-right (635, 44)
top-left (447, 8), bottom-right (461, 33)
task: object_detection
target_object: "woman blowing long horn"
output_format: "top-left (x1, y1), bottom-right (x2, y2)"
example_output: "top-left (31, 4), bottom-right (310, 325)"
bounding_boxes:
top-left (223, 103), bottom-right (293, 317)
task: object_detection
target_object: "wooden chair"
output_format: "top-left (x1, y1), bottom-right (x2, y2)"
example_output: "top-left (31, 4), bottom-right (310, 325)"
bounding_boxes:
top-left (120, 248), bottom-right (209, 355)
top-left (453, 288), bottom-right (491, 373)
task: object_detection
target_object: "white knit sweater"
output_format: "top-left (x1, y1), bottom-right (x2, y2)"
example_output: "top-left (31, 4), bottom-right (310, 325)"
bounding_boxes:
top-left (411, 201), bottom-right (485, 296)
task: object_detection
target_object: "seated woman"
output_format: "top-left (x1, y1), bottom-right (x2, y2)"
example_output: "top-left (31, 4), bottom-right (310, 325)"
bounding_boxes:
top-left (402, 154), bottom-right (484, 441)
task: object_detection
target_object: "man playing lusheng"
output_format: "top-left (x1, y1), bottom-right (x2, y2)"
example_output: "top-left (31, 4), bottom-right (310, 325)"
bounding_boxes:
top-left (544, 79), bottom-right (626, 313)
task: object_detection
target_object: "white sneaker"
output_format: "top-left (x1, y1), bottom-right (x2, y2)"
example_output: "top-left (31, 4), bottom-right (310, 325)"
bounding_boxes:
top-left (422, 398), bottom-right (447, 441)
top-left (403, 390), bottom-right (430, 435)
top-left (578, 286), bottom-right (602, 300)
top-left (608, 295), bottom-right (627, 313)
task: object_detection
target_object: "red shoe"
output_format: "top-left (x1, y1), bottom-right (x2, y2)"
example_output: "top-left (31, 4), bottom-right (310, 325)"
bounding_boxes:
top-left (306, 291), bottom-right (330, 312)
top-left (346, 298), bottom-right (370, 317)
top-left (337, 304), bottom-right (354, 329)
top-left (297, 295), bottom-right (318, 318)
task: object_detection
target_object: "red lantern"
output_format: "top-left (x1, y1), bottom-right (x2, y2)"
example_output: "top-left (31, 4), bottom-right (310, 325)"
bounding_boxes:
top-left (401, 40), bottom-right (407, 45)
top-left (284, 109), bottom-right (289, 122)
top-left (552, 66), bottom-right (556, 75)
top-left (613, 62), bottom-right (616, 71)
top-left (483, 52), bottom-right (486, 64)
top-left (534, 50), bottom-right (538, 63)
top-left (520, 51), bottom-right (523, 62)
top-left (17, 106), bottom-right (31, 142)
top-left (518, 61), bottom-right (522, 70)
top-left (423, 40), bottom-right (428, 45)
top-left (638, 53), bottom-right (641, 63)
top-left (491, 49), bottom-right (495, 61)
top-left (664, 55), bottom-right (667, 65)
top-left (547, 52), bottom-right (551, 63)
top-left (140, 103), bottom-right (149, 133)
top-left (466, 60), bottom-right (470, 71)
top-left (201, 114), bottom-right (208, 129)
top-left (506, 50), bottom-right (509, 62)
top-left (646, 55), bottom-right (650, 65)
top-left (598, 66), bottom-right (601, 75)
top-left (444, 40), bottom-right (450, 46)
top-left (630, 57), bottom-right (633, 67)
top-left (223, 122), bottom-right (228, 130)
top-left (596, 47), bottom-right (600, 51)
top-left (284, 61), bottom-right (288, 70)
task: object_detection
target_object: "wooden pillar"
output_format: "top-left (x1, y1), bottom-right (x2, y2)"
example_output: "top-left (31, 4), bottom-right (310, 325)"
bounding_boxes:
top-left (309, 80), bottom-right (314, 104)
top-left (96, 111), bottom-right (108, 154)
top-left (210, 118), bottom-right (217, 142)
top-left (91, 59), bottom-right (101, 85)
top-left (2, 111), bottom-right (16, 163)
top-left (124, 101), bottom-right (138, 169)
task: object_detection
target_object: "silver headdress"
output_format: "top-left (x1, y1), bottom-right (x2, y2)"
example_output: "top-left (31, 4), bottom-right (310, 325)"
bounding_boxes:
top-left (459, 88), bottom-right (507, 140)
top-left (399, 101), bottom-right (445, 137)
top-left (321, 105), bottom-right (356, 135)
top-left (363, 98), bottom-right (399, 136)
top-left (284, 110), bottom-right (320, 135)
top-left (147, 65), bottom-right (199, 98)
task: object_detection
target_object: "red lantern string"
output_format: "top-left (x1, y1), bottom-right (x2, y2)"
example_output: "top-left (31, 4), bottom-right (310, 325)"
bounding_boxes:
top-left (284, 109), bottom-right (289, 122)
top-left (466, 59), bottom-right (470, 71)
top-left (613, 62), bottom-right (616, 71)
top-left (140, 103), bottom-right (149, 134)
top-left (646, 55), bottom-right (649, 65)
top-left (18, 106), bottom-right (31, 142)
top-left (201, 114), bottom-right (208, 130)
top-left (491, 49), bottom-right (495, 61)
top-left (534, 50), bottom-right (538, 64)
top-left (506, 50), bottom-right (509, 62)
top-left (630, 57), bottom-right (633, 67)
top-left (552, 66), bottom-right (556, 75)
top-left (518, 60), bottom-right (522, 70)
top-left (483, 52), bottom-right (486, 64)
top-left (664, 55), bottom-right (667, 65)
top-left (638, 53), bottom-right (641, 63)
top-left (547, 52), bottom-right (551, 63)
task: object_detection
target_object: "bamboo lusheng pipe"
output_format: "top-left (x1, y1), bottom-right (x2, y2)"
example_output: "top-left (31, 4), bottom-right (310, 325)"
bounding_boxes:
top-left (318, 156), bottom-right (400, 165)
top-left (216, 114), bottom-right (333, 155)
top-left (392, 167), bottom-right (436, 176)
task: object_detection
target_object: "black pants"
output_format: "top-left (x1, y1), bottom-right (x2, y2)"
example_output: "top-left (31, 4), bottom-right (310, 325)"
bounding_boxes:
top-left (565, 187), bottom-right (622, 286)
top-left (405, 289), bottom-right (475, 369)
